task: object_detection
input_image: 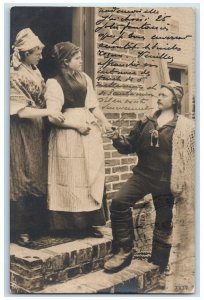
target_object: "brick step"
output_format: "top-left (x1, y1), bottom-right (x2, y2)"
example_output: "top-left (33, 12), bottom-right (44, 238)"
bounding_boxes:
top-left (38, 259), bottom-right (161, 294)
top-left (10, 228), bottom-right (112, 293)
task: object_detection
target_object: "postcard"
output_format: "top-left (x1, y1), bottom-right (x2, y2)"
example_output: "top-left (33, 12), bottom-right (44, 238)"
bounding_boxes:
top-left (9, 5), bottom-right (196, 294)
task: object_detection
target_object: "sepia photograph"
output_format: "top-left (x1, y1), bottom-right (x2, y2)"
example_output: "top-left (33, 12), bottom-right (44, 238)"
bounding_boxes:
top-left (8, 4), bottom-right (196, 295)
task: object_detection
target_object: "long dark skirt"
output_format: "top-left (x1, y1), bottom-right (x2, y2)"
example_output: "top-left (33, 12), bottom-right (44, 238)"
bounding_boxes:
top-left (10, 196), bottom-right (49, 241)
top-left (10, 116), bottom-right (50, 241)
top-left (49, 187), bottom-right (109, 236)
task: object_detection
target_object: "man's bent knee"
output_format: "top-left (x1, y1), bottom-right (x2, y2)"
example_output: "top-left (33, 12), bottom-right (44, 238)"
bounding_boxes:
top-left (111, 196), bottom-right (130, 212)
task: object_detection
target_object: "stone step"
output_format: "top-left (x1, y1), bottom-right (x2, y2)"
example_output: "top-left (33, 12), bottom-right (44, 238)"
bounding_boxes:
top-left (11, 259), bottom-right (161, 294)
top-left (10, 228), bottom-right (112, 293)
top-left (38, 259), bottom-right (161, 294)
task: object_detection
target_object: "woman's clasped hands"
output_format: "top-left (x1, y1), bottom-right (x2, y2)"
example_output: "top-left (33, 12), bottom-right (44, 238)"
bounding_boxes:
top-left (76, 122), bottom-right (91, 135)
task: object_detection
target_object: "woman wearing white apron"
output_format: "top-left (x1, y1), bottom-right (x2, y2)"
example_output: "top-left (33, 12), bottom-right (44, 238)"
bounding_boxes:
top-left (45, 42), bottom-right (112, 238)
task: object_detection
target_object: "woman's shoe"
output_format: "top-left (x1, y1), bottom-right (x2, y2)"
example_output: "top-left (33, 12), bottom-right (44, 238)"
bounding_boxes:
top-left (16, 233), bottom-right (32, 247)
top-left (88, 227), bottom-right (103, 238)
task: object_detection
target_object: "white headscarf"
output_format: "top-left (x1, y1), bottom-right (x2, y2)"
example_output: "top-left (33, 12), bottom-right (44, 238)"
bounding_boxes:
top-left (11, 28), bottom-right (45, 69)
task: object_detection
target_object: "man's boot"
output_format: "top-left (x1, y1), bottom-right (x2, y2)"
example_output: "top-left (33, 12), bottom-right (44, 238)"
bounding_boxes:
top-left (149, 193), bottom-right (174, 275)
top-left (104, 246), bottom-right (133, 273)
top-left (104, 208), bottom-right (134, 273)
top-left (148, 218), bottom-right (172, 272)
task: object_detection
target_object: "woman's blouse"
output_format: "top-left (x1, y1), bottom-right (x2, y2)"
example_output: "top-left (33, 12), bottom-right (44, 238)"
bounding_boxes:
top-left (10, 64), bottom-right (46, 115)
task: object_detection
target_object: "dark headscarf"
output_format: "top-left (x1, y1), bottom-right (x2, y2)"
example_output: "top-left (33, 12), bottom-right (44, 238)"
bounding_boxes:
top-left (51, 42), bottom-right (86, 109)
top-left (51, 42), bottom-right (80, 65)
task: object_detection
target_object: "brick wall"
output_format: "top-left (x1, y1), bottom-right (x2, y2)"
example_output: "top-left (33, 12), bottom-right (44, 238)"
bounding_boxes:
top-left (103, 112), bottom-right (138, 209)
top-left (95, 7), bottom-right (151, 113)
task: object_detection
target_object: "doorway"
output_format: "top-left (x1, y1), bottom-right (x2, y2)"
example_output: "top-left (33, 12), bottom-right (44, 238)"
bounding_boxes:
top-left (11, 7), bottom-right (73, 79)
top-left (10, 7), bottom-right (95, 80)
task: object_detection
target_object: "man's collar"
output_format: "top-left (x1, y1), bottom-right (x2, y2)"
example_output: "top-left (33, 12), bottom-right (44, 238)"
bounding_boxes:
top-left (146, 110), bottom-right (178, 127)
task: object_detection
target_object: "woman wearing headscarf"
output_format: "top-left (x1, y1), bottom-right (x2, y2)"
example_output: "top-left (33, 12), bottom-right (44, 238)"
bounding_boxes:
top-left (10, 28), bottom-right (64, 246)
top-left (45, 41), bottom-right (112, 238)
